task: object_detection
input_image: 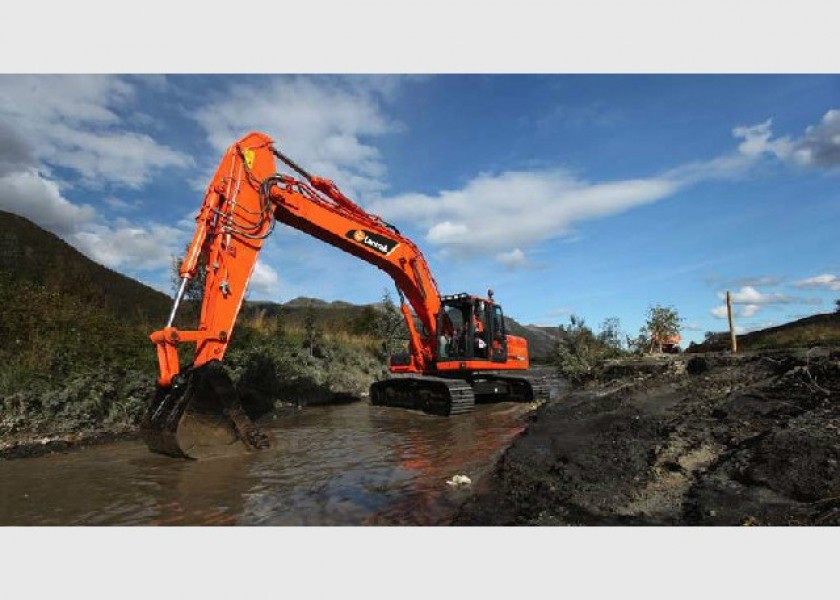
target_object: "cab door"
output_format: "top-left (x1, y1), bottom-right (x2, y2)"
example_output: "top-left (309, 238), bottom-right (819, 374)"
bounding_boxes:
top-left (490, 304), bottom-right (508, 362)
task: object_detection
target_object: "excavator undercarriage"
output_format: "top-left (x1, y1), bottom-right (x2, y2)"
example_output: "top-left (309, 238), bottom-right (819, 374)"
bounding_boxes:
top-left (371, 371), bottom-right (552, 416)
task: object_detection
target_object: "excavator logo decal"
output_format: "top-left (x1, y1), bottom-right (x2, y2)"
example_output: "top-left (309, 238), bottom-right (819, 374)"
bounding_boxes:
top-left (243, 149), bottom-right (256, 169)
top-left (346, 229), bottom-right (399, 256)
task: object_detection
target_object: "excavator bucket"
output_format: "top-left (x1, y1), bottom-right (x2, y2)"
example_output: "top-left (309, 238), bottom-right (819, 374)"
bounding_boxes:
top-left (141, 361), bottom-right (271, 459)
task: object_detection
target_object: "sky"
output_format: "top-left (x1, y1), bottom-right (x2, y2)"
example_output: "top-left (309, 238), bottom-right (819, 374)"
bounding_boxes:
top-left (1, 74), bottom-right (839, 346)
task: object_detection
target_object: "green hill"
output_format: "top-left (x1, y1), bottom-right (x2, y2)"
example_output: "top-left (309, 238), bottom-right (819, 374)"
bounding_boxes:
top-left (689, 311), bottom-right (840, 352)
top-left (0, 210), bottom-right (171, 324)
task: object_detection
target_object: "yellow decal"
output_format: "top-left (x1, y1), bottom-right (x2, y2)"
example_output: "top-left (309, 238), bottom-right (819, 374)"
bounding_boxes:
top-left (243, 149), bottom-right (255, 169)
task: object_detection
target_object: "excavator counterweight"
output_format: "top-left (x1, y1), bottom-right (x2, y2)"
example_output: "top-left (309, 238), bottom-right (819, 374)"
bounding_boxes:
top-left (141, 132), bottom-right (548, 459)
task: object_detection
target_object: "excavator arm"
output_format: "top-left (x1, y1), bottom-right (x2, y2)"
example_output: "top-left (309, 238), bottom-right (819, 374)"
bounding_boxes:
top-left (143, 132), bottom-right (447, 458)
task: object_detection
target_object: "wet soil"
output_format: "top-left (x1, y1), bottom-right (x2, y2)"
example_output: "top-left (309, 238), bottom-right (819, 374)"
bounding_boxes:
top-left (454, 348), bottom-right (840, 526)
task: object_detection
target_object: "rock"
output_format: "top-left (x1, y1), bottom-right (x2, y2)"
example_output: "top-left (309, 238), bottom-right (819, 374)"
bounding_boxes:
top-left (446, 474), bottom-right (472, 487)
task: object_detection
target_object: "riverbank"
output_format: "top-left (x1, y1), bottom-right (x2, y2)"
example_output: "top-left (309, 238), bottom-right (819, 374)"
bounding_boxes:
top-left (454, 348), bottom-right (840, 525)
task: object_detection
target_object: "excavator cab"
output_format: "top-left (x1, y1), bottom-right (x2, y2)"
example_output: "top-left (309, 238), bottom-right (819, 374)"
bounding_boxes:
top-left (436, 294), bottom-right (507, 364)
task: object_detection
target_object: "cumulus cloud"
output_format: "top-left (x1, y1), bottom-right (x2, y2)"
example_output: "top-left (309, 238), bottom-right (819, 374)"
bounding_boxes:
top-left (710, 285), bottom-right (821, 320)
top-left (718, 285), bottom-right (795, 305)
top-left (710, 303), bottom-right (760, 319)
top-left (793, 273), bottom-right (840, 291)
top-left (70, 220), bottom-right (185, 271)
top-left (495, 248), bottom-right (528, 269)
top-left (733, 109), bottom-right (840, 168)
top-left (0, 75), bottom-right (192, 188)
top-left (0, 169), bottom-right (97, 235)
top-left (192, 76), bottom-right (402, 200)
top-left (249, 261), bottom-right (281, 297)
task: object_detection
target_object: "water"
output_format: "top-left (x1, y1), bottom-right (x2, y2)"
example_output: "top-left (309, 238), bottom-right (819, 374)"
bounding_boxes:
top-left (0, 402), bottom-right (533, 525)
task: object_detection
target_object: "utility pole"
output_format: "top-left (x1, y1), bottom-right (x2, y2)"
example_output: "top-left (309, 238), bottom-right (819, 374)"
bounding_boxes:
top-left (726, 291), bottom-right (737, 353)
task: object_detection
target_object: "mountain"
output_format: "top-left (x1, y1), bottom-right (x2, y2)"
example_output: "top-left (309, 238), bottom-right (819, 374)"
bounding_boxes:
top-left (504, 319), bottom-right (560, 360)
top-left (0, 210), bottom-right (170, 325)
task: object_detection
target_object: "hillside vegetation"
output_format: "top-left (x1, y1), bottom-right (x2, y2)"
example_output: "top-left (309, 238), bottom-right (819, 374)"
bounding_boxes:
top-left (690, 312), bottom-right (840, 353)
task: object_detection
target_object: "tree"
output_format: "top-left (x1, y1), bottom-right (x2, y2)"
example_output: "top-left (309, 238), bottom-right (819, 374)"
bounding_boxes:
top-left (351, 305), bottom-right (379, 336)
top-left (597, 317), bottom-right (623, 352)
top-left (644, 304), bottom-right (682, 353)
top-left (554, 314), bottom-right (613, 383)
top-left (375, 289), bottom-right (405, 361)
top-left (835, 299), bottom-right (840, 313)
top-left (303, 301), bottom-right (322, 357)
top-left (274, 305), bottom-right (287, 344)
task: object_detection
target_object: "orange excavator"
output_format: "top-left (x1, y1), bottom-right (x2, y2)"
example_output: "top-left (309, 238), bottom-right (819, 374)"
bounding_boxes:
top-left (141, 132), bottom-right (549, 458)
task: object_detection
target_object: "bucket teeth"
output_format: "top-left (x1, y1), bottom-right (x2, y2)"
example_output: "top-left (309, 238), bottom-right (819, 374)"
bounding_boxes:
top-left (141, 360), bottom-right (270, 459)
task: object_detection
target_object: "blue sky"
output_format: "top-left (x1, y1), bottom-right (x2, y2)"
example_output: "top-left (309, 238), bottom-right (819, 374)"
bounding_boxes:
top-left (1, 74), bottom-right (839, 345)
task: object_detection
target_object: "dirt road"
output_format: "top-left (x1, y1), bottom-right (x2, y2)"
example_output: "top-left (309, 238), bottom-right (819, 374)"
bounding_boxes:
top-left (455, 348), bottom-right (840, 525)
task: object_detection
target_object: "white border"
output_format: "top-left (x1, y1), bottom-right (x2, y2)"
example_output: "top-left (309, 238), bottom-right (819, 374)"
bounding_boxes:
top-left (2, 0), bottom-right (840, 73)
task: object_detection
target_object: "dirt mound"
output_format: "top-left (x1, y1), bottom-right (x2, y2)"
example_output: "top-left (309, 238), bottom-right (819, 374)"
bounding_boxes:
top-left (454, 348), bottom-right (840, 526)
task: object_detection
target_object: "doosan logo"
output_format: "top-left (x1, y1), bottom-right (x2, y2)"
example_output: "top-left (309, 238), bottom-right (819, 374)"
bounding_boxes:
top-left (346, 229), bottom-right (399, 256)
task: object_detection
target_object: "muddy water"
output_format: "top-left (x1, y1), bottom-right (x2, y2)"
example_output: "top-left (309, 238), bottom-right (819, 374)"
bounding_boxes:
top-left (0, 402), bottom-right (534, 526)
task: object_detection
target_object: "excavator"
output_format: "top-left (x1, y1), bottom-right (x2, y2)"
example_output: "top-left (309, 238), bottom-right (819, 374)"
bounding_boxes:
top-left (141, 132), bottom-right (550, 459)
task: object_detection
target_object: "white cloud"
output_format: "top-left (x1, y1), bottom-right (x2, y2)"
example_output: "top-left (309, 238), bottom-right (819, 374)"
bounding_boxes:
top-left (495, 248), bottom-right (528, 268)
top-left (369, 170), bottom-right (680, 264)
top-left (793, 273), bottom-right (840, 291)
top-left (740, 304), bottom-right (761, 318)
top-left (249, 261), bottom-right (281, 297)
top-left (710, 305), bottom-right (729, 319)
top-left (710, 283), bottom-right (822, 320)
top-left (192, 76), bottom-right (401, 200)
top-left (733, 109), bottom-right (840, 168)
top-left (711, 302), bottom-right (760, 320)
top-left (0, 75), bottom-right (192, 188)
top-left (70, 221), bottom-right (185, 271)
top-left (0, 169), bottom-right (96, 235)
top-left (718, 285), bottom-right (794, 305)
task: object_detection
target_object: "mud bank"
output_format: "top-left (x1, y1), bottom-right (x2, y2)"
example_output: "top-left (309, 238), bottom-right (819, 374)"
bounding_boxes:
top-left (454, 349), bottom-right (840, 525)
top-left (0, 401), bottom-right (353, 461)
top-left (0, 430), bottom-right (140, 460)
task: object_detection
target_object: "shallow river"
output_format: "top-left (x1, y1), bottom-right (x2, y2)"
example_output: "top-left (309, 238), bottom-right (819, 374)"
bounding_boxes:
top-left (0, 402), bottom-right (534, 526)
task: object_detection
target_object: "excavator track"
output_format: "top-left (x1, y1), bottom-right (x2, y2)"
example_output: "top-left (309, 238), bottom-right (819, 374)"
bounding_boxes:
top-left (491, 372), bottom-right (555, 401)
top-left (370, 376), bottom-right (476, 416)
